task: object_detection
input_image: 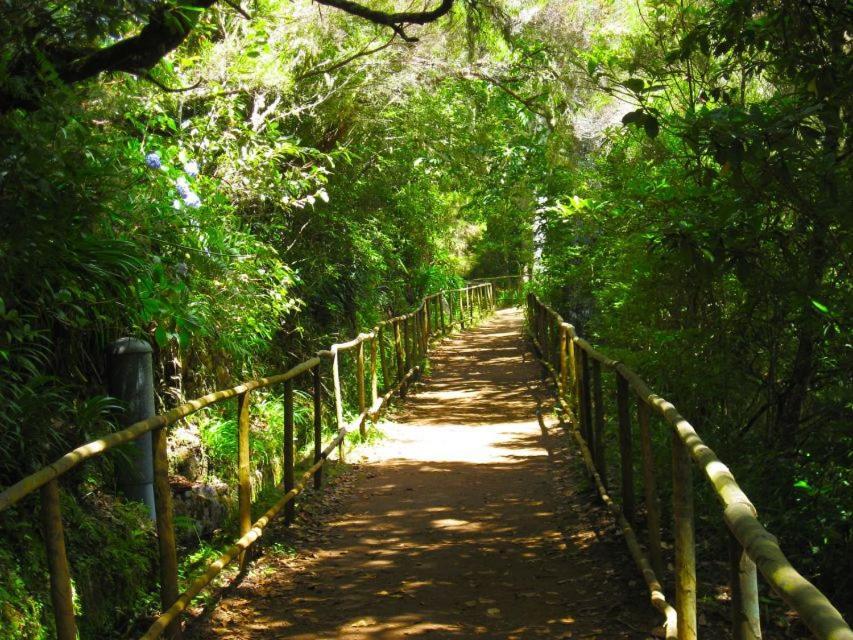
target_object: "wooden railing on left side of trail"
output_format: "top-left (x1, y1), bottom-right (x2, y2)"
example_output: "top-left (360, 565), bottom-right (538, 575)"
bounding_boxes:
top-left (0, 282), bottom-right (498, 640)
top-left (526, 293), bottom-right (852, 640)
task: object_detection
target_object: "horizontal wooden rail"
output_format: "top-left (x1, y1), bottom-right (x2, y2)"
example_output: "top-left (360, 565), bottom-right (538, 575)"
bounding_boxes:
top-left (0, 282), bottom-right (495, 640)
top-left (0, 357), bottom-right (322, 513)
top-left (525, 293), bottom-right (852, 640)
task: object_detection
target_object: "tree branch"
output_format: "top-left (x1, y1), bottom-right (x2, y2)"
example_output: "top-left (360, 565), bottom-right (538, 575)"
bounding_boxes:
top-left (313, 0), bottom-right (454, 41)
top-left (295, 35), bottom-right (398, 82)
top-left (1, 0), bottom-right (454, 111)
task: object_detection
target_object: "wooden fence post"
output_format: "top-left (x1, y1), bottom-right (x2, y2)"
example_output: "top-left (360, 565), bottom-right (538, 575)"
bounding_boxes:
top-left (638, 398), bottom-right (664, 579)
top-left (331, 349), bottom-right (344, 430)
top-left (237, 390), bottom-right (252, 571)
top-left (592, 359), bottom-right (606, 488)
top-left (728, 531), bottom-right (762, 640)
top-left (331, 349), bottom-right (345, 461)
top-left (424, 300), bottom-right (430, 338)
top-left (459, 290), bottom-right (466, 329)
top-left (559, 325), bottom-right (568, 395)
top-left (152, 426), bottom-right (181, 639)
top-left (419, 307), bottom-right (426, 357)
top-left (357, 340), bottom-right (366, 437)
top-left (580, 350), bottom-right (593, 447)
top-left (672, 432), bottom-right (698, 640)
top-left (393, 320), bottom-right (404, 381)
top-left (283, 379), bottom-right (295, 525)
top-left (439, 293), bottom-right (446, 333)
top-left (567, 329), bottom-right (578, 420)
top-left (313, 365), bottom-right (323, 490)
top-left (378, 325), bottom-right (390, 393)
top-left (40, 479), bottom-right (77, 640)
top-left (403, 316), bottom-right (411, 372)
top-left (468, 287), bottom-right (474, 324)
top-left (370, 335), bottom-right (378, 408)
top-left (616, 373), bottom-right (636, 523)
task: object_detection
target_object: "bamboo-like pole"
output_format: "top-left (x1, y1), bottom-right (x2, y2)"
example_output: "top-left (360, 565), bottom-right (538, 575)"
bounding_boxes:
top-left (0, 358), bottom-right (321, 514)
top-left (40, 479), bottom-right (77, 640)
top-left (672, 432), bottom-right (697, 640)
top-left (140, 430), bottom-right (347, 640)
top-left (459, 290), bottom-right (466, 329)
top-left (439, 293), bottom-right (446, 332)
top-left (284, 379), bottom-right (295, 525)
top-left (313, 366), bottom-right (323, 490)
top-left (523, 293), bottom-right (851, 640)
top-left (370, 335), bottom-right (378, 407)
top-left (580, 349), bottom-right (593, 448)
top-left (728, 530), bottom-right (762, 640)
top-left (571, 339), bottom-right (582, 424)
top-left (378, 325), bottom-right (390, 393)
top-left (616, 373), bottom-right (636, 523)
top-left (638, 398), bottom-right (664, 579)
top-left (592, 359), bottom-right (606, 487)
top-left (152, 425), bottom-right (181, 639)
top-left (332, 349), bottom-right (344, 429)
top-left (403, 315), bottom-right (411, 372)
top-left (356, 340), bottom-right (366, 437)
top-left (559, 325), bottom-right (568, 393)
top-left (393, 320), bottom-right (404, 384)
top-left (237, 390), bottom-right (252, 571)
top-left (724, 502), bottom-right (851, 640)
top-left (424, 300), bottom-right (430, 337)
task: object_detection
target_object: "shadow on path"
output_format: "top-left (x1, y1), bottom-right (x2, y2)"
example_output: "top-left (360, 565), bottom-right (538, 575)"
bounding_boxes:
top-left (189, 309), bottom-right (656, 640)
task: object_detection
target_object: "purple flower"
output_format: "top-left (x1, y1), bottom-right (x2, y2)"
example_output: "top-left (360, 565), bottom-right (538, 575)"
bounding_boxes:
top-left (183, 191), bottom-right (202, 208)
top-left (175, 176), bottom-right (191, 199)
top-left (184, 160), bottom-right (199, 178)
top-left (145, 152), bottom-right (161, 169)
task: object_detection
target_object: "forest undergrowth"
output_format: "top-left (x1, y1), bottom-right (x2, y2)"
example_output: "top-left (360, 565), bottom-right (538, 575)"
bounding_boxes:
top-left (0, 0), bottom-right (849, 637)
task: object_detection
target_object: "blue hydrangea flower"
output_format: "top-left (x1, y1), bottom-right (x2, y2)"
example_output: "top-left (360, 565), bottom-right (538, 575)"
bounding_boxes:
top-left (145, 152), bottom-right (162, 169)
top-left (183, 191), bottom-right (202, 208)
top-left (184, 160), bottom-right (199, 178)
top-left (175, 176), bottom-right (191, 199)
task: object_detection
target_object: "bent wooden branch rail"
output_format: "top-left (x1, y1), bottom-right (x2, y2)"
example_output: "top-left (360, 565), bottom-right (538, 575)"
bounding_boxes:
top-left (525, 293), bottom-right (852, 640)
top-left (0, 282), bottom-right (495, 640)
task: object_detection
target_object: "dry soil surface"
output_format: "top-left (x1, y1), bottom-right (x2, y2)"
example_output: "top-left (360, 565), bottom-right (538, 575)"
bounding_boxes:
top-left (189, 308), bottom-right (658, 639)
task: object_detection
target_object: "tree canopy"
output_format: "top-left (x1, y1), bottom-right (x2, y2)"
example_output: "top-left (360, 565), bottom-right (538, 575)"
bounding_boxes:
top-left (0, 0), bottom-right (849, 636)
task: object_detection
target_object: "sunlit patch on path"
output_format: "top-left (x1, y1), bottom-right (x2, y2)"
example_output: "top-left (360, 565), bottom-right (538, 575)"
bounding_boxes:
top-left (189, 308), bottom-right (656, 639)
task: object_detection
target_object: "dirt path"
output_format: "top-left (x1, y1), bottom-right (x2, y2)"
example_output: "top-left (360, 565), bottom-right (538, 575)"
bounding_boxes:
top-left (190, 308), bottom-right (657, 639)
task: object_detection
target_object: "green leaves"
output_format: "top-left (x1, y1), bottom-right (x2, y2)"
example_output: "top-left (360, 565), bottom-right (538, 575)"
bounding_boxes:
top-left (810, 299), bottom-right (830, 315)
top-left (622, 109), bottom-right (660, 138)
top-left (623, 78), bottom-right (645, 93)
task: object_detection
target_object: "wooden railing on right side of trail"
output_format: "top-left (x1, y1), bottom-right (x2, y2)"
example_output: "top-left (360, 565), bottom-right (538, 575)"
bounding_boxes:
top-left (0, 282), bottom-right (496, 640)
top-left (526, 293), bottom-right (852, 640)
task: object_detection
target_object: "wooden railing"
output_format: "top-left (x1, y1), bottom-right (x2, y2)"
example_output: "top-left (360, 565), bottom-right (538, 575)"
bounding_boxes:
top-left (526, 293), bottom-right (852, 640)
top-left (469, 274), bottom-right (525, 307)
top-left (0, 282), bottom-right (495, 640)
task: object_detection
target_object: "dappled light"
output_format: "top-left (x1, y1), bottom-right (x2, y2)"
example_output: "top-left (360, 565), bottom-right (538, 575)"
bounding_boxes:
top-left (189, 309), bottom-right (656, 639)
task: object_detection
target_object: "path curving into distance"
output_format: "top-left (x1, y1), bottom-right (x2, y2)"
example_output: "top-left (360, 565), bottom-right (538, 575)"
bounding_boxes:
top-left (189, 308), bottom-right (656, 639)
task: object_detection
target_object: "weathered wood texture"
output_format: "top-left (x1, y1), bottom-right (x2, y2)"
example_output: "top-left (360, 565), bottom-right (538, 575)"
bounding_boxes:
top-left (525, 293), bottom-right (852, 640)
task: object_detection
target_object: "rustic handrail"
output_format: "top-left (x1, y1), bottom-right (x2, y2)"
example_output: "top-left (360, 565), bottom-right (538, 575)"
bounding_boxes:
top-left (0, 282), bottom-right (494, 640)
top-left (525, 292), bottom-right (852, 640)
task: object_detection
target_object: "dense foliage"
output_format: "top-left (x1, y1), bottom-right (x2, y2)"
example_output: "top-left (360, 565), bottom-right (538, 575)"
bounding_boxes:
top-left (0, 0), bottom-right (849, 637)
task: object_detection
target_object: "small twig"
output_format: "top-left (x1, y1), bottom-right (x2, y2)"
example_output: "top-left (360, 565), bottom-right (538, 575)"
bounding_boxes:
top-left (222, 0), bottom-right (252, 19)
top-left (139, 73), bottom-right (203, 93)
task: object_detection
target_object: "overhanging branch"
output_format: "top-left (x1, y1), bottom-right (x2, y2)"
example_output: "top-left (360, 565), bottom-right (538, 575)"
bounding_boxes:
top-left (313, 0), bottom-right (454, 41)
